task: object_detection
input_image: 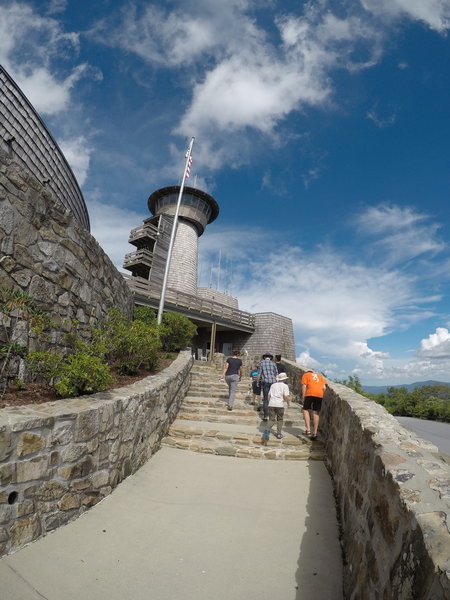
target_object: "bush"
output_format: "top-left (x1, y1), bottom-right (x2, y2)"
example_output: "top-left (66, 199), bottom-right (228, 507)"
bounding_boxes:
top-left (133, 306), bottom-right (157, 325)
top-left (159, 312), bottom-right (197, 352)
top-left (25, 351), bottom-right (63, 383)
top-left (116, 320), bottom-right (160, 375)
top-left (27, 349), bottom-right (113, 397)
top-left (53, 353), bottom-right (113, 398)
top-left (94, 308), bottom-right (161, 375)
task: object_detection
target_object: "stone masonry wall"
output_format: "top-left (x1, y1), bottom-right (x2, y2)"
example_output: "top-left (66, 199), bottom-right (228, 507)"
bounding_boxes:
top-left (282, 359), bottom-right (450, 600)
top-left (0, 351), bottom-right (193, 557)
top-left (0, 150), bottom-right (134, 376)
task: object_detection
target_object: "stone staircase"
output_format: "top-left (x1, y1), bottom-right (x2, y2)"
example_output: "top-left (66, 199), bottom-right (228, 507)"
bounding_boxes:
top-left (162, 361), bottom-right (326, 460)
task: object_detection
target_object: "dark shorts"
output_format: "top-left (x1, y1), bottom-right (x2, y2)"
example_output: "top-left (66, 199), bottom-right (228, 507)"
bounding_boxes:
top-left (252, 381), bottom-right (261, 395)
top-left (303, 396), bottom-right (323, 412)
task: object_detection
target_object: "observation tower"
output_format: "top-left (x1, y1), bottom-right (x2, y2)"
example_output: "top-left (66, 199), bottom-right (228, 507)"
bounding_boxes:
top-left (123, 185), bottom-right (219, 296)
top-left (123, 184), bottom-right (296, 362)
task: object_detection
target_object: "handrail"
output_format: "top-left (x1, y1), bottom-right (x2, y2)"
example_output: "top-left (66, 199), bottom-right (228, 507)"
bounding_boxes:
top-left (123, 274), bottom-right (255, 329)
top-left (128, 223), bottom-right (159, 242)
top-left (123, 249), bottom-right (154, 267)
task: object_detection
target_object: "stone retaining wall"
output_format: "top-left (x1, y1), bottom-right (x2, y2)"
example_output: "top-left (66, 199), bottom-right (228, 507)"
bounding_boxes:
top-left (283, 359), bottom-right (450, 599)
top-left (0, 351), bottom-right (193, 557)
top-left (0, 149), bottom-right (134, 378)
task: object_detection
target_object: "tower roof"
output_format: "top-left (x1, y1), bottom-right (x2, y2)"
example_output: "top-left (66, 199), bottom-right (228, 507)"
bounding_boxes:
top-left (148, 185), bottom-right (219, 224)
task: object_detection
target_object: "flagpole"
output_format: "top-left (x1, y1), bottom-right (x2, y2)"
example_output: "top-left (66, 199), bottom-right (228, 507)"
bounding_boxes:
top-left (157, 137), bottom-right (195, 325)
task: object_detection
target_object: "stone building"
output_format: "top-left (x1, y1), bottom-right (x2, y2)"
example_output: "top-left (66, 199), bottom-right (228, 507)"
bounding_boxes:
top-left (123, 185), bottom-right (296, 361)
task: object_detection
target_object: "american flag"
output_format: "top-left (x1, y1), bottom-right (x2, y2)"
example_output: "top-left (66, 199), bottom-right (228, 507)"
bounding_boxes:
top-left (185, 154), bottom-right (193, 178)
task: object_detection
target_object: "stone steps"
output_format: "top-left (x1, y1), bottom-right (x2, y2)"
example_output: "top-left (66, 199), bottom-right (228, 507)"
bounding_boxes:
top-left (178, 405), bottom-right (304, 427)
top-left (162, 362), bottom-right (325, 461)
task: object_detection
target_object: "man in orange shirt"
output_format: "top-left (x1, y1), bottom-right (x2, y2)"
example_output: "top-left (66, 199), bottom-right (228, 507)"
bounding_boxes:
top-left (301, 370), bottom-right (327, 440)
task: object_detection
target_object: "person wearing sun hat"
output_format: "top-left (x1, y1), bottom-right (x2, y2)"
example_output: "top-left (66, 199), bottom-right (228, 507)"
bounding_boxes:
top-left (262, 371), bottom-right (290, 441)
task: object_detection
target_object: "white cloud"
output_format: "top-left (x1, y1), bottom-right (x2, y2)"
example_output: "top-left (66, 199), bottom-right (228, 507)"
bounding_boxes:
top-left (367, 106), bottom-right (397, 128)
top-left (354, 205), bottom-right (446, 266)
top-left (199, 224), bottom-right (424, 370)
top-left (418, 327), bottom-right (450, 358)
top-left (90, 1), bottom-right (259, 67)
top-left (0, 1), bottom-right (86, 115)
top-left (47, 0), bottom-right (67, 15)
top-left (86, 0), bottom-right (450, 176)
top-left (59, 136), bottom-right (93, 186)
top-left (16, 63), bottom-right (88, 115)
top-left (175, 10), bottom-right (382, 164)
top-left (296, 350), bottom-right (321, 369)
top-left (87, 198), bottom-right (147, 270)
top-left (93, 1), bottom-right (387, 171)
top-left (360, 0), bottom-right (450, 33)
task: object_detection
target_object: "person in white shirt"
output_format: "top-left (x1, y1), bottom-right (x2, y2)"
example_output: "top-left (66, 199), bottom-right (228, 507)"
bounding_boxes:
top-left (263, 372), bottom-right (290, 440)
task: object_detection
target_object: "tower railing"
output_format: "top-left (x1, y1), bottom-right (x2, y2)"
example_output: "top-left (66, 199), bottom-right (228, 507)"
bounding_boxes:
top-left (123, 274), bottom-right (255, 329)
top-left (123, 249), bottom-right (154, 269)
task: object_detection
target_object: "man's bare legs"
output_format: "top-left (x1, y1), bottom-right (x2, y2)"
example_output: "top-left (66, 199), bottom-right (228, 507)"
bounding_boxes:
top-left (302, 409), bottom-right (320, 437)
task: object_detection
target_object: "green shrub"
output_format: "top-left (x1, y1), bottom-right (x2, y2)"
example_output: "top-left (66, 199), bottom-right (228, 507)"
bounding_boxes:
top-left (160, 312), bottom-right (197, 352)
top-left (53, 353), bottom-right (113, 398)
top-left (27, 350), bottom-right (112, 398)
top-left (25, 351), bottom-right (63, 382)
top-left (116, 320), bottom-right (160, 375)
top-left (94, 308), bottom-right (160, 375)
top-left (133, 306), bottom-right (157, 325)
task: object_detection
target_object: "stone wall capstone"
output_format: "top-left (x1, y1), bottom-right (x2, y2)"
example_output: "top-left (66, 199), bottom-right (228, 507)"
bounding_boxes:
top-left (282, 359), bottom-right (450, 600)
top-left (0, 351), bottom-right (193, 557)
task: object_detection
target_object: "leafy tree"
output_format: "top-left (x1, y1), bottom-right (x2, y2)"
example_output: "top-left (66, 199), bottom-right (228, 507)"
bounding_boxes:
top-left (370, 384), bottom-right (450, 423)
top-left (336, 374), bottom-right (365, 395)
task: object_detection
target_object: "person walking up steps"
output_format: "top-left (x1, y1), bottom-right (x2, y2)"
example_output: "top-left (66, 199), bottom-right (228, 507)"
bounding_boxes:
top-left (301, 370), bottom-right (327, 440)
top-left (257, 353), bottom-right (279, 421)
top-left (220, 349), bottom-right (242, 411)
top-left (274, 354), bottom-right (286, 374)
top-left (263, 372), bottom-right (290, 441)
top-left (249, 365), bottom-right (261, 407)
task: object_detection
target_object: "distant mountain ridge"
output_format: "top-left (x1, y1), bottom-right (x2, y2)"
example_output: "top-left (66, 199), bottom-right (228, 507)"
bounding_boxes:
top-left (363, 380), bottom-right (450, 394)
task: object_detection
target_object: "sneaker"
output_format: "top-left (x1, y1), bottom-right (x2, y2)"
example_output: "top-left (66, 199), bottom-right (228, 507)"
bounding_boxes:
top-left (227, 405), bottom-right (233, 411)
top-left (276, 433), bottom-right (284, 439)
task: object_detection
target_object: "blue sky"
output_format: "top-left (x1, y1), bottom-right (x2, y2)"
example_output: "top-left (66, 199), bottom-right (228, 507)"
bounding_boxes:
top-left (2, 0), bottom-right (450, 385)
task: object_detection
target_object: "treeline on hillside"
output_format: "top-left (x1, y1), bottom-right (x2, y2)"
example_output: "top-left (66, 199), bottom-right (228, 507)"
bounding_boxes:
top-left (338, 376), bottom-right (450, 423)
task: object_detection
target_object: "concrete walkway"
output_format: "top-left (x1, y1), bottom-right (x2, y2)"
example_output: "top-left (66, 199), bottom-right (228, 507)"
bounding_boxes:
top-left (0, 446), bottom-right (343, 600)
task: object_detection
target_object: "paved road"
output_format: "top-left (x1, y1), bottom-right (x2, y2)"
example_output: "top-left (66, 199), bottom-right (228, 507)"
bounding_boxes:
top-left (396, 416), bottom-right (450, 457)
top-left (0, 447), bottom-right (343, 600)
